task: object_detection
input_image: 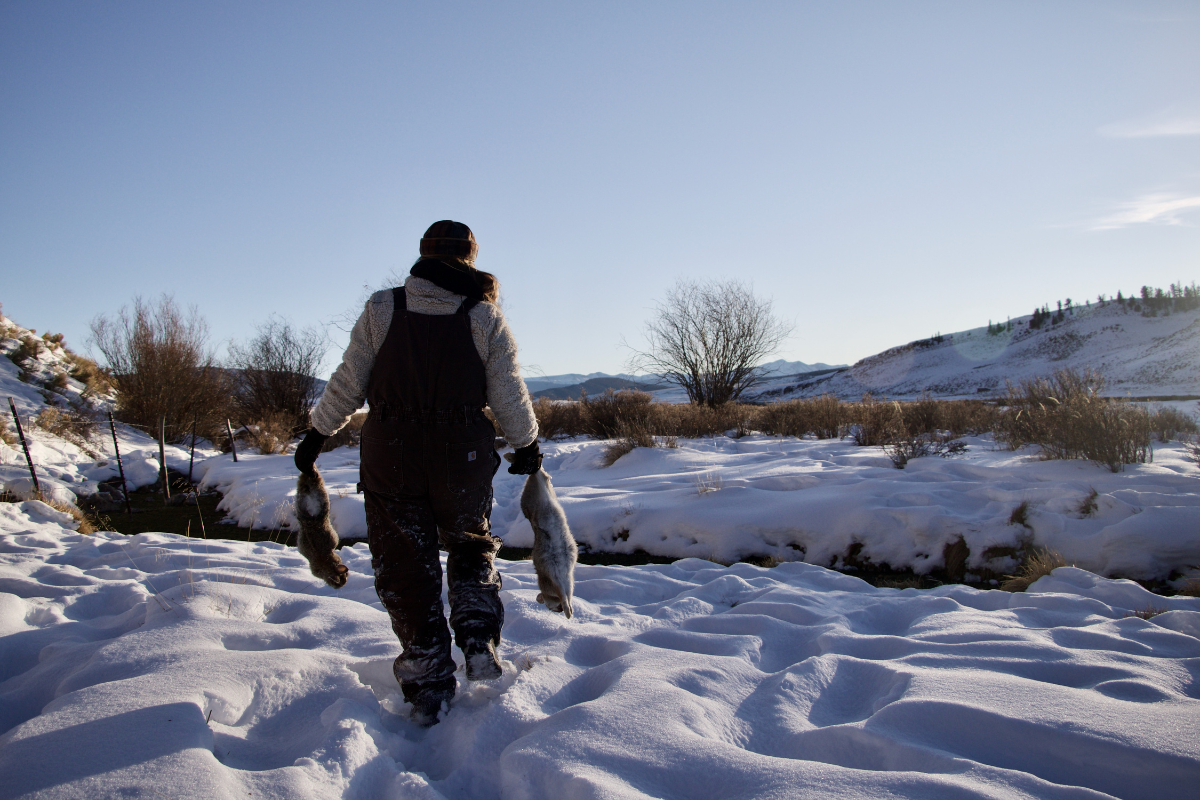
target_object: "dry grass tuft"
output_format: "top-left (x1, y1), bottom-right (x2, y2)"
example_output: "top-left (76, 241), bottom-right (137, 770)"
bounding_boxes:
top-left (35, 405), bottom-right (98, 453)
top-left (1077, 488), bottom-right (1099, 517)
top-left (693, 469), bottom-right (723, 495)
top-left (243, 410), bottom-right (296, 455)
top-left (12, 335), bottom-right (42, 364)
top-left (1125, 606), bottom-right (1169, 620)
top-left (600, 437), bottom-right (636, 467)
top-left (1001, 547), bottom-right (1068, 592)
top-left (40, 496), bottom-right (94, 534)
top-left (1009, 500), bottom-right (1031, 528)
top-left (64, 351), bottom-right (113, 396)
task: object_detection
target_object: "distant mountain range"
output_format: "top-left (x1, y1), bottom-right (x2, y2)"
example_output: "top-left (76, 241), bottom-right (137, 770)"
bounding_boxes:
top-left (313, 362), bottom-right (845, 404)
top-left (524, 360), bottom-right (845, 400)
top-left (530, 376), bottom-right (666, 400)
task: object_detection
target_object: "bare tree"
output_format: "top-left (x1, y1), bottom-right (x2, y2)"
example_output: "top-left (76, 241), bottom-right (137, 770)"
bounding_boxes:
top-left (227, 316), bottom-right (328, 435)
top-left (627, 279), bottom-right (792, 407)
top-left (90, 295), bottom-right (233, 444)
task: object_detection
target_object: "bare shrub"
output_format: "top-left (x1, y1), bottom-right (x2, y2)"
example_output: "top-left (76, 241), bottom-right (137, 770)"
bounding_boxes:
top-left (90, 295), bottom-right (234, 444)
top-left (899, 393), bottom-right (941, 436)
top-left (757, 395), bottom-right (843, 439)
top-left (846, 394), bottom-right (902, 446)
top-left (1001, 547), bottom-right (1068, 592)
top-left (996, 369), bottom-right (1152, 472)
top-left (652, 402), bottom-right (747, 438)
top-left (937, 399), bottom-right (999, 436)
top-left (47, 371), bottom-right (69, 395)
top-left (531, 397), bottom-right (588, 439)
top-left (1148, 405), bottom-right (1198, 442)
top-left (627, 278), bottom-right (792, 407)
top-left (583, 389), bottom-right (655, 438)
top-left (227, 317), bottom-right (327, 436)
top-left (1183, 434), bottom-right (1200, 468)
top-left (322, 411), bottom-right (367, 452)
top-left (1178, 575), bottom-right (1200, 597)
top-left (532, 394), bottom-right (994, 451)
top-left (882, 432), bottom-right (967, 468)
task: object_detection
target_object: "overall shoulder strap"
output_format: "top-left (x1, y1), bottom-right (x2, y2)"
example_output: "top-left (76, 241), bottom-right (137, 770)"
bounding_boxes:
top-left (392, 287), bottom-right (407, 311)
top-left (457, 297), bottom-right (479, 316)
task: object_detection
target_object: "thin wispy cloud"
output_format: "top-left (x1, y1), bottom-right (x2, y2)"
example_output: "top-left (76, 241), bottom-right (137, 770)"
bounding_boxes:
top-left (1099, 105), bottom-right (1200, 138)
top-left (1090, 192), bottom-right (1200, 230)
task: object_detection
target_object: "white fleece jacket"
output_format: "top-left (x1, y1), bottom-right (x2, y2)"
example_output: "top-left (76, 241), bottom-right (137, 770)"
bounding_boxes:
top-left (310, 276), bottom-right (539, 448)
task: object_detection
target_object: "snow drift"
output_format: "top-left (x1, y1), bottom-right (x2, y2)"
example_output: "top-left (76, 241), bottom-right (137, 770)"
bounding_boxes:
top-left (1, 503), bottom-right (1198, 798)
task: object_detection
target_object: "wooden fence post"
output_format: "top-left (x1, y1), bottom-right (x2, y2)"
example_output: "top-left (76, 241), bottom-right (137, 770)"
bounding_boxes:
top-left (7, 397), bottom-right (40, 499)
top-left (188, 413), bottom-right (197, 484)
top-left (107, 411), bottom-right (132, 517)
top-left (159, 415), bottom-right (171, 504)
top-left (226, 419), bottom-right (238, 462)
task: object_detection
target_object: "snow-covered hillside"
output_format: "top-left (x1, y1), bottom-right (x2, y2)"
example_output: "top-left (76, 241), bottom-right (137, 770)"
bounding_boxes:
top-left (755, 301), bottom-right (1200, 401)
top-left (2, 505), bottom-right (1198, 799)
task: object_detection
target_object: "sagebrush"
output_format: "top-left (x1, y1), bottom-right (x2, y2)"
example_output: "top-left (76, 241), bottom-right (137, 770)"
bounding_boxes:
top-left (995, 368), bottom-right (1151, 472)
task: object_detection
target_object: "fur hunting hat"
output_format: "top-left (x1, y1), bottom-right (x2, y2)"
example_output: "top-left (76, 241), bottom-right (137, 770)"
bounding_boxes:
top-left (420, 220), bottom-right (478, 264)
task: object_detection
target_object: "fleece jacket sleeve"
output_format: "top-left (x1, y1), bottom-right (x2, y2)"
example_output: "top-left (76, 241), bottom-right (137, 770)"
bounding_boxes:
top-left (310, 294), bottom-right (388, 436)
top-left (474, 306), bottom-right (539, 449)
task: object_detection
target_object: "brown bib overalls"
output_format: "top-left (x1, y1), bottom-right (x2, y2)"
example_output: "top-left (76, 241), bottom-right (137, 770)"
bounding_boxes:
top-left (360, 287), bottom-right (503, 706)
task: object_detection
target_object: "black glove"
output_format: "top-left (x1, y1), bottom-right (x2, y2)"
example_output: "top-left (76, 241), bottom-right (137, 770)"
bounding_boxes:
top-left (294, 428), bottom-right (327, 474)
top-left (507, 441), bottom-right (542, 475)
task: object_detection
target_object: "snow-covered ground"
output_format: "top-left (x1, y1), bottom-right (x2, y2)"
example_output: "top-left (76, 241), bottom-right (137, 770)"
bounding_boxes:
top-left (2, 502), bottom-right (1198, 799)
top-left (197, 433), bottom-right (1200, 583)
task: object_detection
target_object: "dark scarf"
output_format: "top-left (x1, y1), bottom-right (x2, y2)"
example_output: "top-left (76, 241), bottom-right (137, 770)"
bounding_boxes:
top-left (409, 258), bottom-right (485, 301)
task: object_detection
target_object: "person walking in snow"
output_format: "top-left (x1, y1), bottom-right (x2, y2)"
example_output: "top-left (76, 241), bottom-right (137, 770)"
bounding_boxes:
top-left (294, 220), bottom-right (542, 725)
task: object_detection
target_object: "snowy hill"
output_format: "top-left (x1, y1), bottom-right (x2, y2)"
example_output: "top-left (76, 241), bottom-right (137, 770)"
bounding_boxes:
top-left (754, 301), bottom-right (1200, 401)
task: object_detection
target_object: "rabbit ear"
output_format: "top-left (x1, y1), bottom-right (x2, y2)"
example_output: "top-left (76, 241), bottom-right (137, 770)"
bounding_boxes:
top-left (503, 452), bottom-right (516, 463)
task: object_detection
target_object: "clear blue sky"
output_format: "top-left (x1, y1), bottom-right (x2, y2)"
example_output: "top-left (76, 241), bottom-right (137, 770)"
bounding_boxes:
top-left (3, 1), bottom-right (1198, 379)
